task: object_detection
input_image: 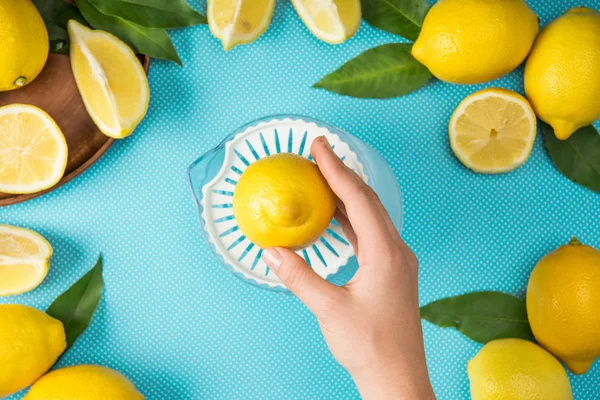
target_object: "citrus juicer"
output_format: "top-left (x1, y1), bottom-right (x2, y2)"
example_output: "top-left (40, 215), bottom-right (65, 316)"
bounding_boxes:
top-left (188, 115), bottom-right (403, 291)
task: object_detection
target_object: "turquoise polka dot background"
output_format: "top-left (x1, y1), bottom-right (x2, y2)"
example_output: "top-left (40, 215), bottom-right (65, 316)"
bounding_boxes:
top-left (2, 0), bottom-right (600, 398)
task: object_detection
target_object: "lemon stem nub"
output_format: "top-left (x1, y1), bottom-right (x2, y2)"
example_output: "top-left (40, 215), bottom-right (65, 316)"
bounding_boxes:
top-left (569, 237), bottom-right (582, 246)
top-left (14, 77), bottom-right (27, 87)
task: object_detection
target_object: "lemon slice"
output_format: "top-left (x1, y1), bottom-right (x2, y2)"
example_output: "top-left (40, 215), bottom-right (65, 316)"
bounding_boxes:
top-left (0, 225), bottom-right (52, 296)
top-left (208, 0), bottom-right (276, 50)
top-left (449, 88), bottom-right (537, 173)
top-left (68, 20), bottom-right (149, 139)
top-left (291, 0), bottom-right (361, 44)
top-left (0, 104), bottom-right (68, 194)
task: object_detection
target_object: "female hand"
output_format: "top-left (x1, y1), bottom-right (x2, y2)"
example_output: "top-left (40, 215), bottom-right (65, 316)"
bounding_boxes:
top-left (261, 137), bottom-right (436, 400)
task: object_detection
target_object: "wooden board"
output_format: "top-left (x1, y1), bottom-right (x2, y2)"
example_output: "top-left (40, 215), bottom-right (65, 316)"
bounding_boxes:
top-left (0, 53), bottom-right (150, 207)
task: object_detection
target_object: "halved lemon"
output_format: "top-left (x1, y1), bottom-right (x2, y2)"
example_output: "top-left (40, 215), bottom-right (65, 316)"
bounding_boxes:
top-left (68, 20), bottom-right (149, 139)
top-left (0, 225), bottom-right (52, 296)
top-left (449, 88), bottom-right (537, 173)
top-left (291, 0), bottom-right (361, 44)
top-left (0, 104), bottom-right (68, 194)
top-left (208, 0), bottom-right (276, 50)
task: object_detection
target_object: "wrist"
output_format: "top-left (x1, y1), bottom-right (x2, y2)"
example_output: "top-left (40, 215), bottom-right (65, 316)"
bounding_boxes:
top-left (352, 357), bottom-right (435, 400)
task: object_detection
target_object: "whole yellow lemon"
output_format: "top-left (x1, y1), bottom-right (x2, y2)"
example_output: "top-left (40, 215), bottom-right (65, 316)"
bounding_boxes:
top-left (411, 0), bottom-right (539, 84)
top-left (468, 338), bottom-right (572, 400)
top-left (0, 0), bottom-right (49, 91)
top-left (24, 364), bottom-right (144, 399)
top-left (233, 153), bottom-right (336, 249)
top-left (527, 238), bottom-right (600, 374)
top-left (524, 7), bottom-right (600, 140)
top-left (0, 304), bottom-right (66, 397)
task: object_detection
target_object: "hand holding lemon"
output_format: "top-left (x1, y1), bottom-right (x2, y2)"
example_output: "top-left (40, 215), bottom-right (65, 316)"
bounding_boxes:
top-left (259, 137), bottom-right (435, 399)
top-left (0, 225), bottom-right (54, 296)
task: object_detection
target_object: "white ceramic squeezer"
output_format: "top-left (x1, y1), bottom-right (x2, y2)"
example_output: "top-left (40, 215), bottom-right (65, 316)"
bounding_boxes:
top-left (200, 118), bottom-right (367, 290)
top-left (188, 115), bottom-right (404, 291)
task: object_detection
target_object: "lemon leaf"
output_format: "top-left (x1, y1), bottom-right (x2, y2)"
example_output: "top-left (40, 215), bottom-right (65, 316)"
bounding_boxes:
top-left (420, 291), bottom-right (533, 344)
top-left (361, 0), bottom-right (429, 41)
top-left (74, 0), bottom-right (182, 65)
top-left (33, 0), bottom-right (88, 54)
top-left (313, 43), bottom-right (432, 98)
top-left (542, 123), bottom-right (600, 195)
top-left (87, 0), bottom-right (206, 29)
top-left (47, 256), bottom-right (104, 352)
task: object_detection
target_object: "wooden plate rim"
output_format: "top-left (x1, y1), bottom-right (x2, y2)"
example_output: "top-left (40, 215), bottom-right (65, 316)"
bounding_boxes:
top-left (0, 55), bottom-right (151, 207)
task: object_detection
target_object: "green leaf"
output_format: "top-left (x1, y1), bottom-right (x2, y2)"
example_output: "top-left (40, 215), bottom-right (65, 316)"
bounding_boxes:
top-left (75, 0), bottom-right (182, 65)
top-left (541, 122), bottom-right (600, 195)
top-left (87, 0), bottom-right (206, 29)
top-left (33, 0), bottom-right (88, 53)
top-left (361, 0), bottom-right (429, 41)
top-left (420, 291), bottom-right (533, 344)
top-left (313, 43), bottom-right (432, 99)
top-left (47, 256), bottom-right (104, 352)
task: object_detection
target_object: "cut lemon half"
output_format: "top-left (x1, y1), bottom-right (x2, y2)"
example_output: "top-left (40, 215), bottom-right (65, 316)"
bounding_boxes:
top-left (68, 20), bottom-right (149, 139)
top-left (291, 0), bottom-right (361, 44)
top-left (0, 104), bottom-right (68, 194)
top-left (208, 0), bottom-right (276, 50)
top-left (449, 88), bottom-right (537, 173)
top-left (0, 225), bottom-right (52, 296)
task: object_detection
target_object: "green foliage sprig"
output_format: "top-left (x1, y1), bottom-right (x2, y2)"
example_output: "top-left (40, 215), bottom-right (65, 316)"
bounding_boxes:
top-left (420, 291), bottom-right (533, 343)
top-left (34, 0), bottom-right (205, 64)
top-left (47, 256), bottom-right (104, 354)
top-left (314, 0), bottom-right (432, 98)
top-left (542, 123), bottom-right (600, 195)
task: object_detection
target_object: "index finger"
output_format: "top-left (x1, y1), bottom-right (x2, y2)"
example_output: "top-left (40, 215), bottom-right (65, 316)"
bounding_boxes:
top-left (311, 136), bottom-right (394, 247)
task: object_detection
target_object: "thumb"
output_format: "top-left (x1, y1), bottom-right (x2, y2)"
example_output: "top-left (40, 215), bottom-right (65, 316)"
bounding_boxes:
top-left (262, 247), bottom-right (340, 314)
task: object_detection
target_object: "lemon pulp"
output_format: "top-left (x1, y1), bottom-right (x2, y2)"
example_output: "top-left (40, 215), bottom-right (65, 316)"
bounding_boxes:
top-left (68, 20), bottom-right (149, 139)
top-left (291, 0), bottom-right (361, 44)
top-left (208, 0), bottom-right (276, 50)
top-left (0, 104), bottom-right (68, 194)
top-left (449, 88), bottom-right (537, 173)
top-left (0, 225), bottom-right (53, 296)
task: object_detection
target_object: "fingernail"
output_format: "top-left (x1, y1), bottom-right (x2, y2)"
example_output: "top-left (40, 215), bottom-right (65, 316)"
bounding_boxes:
top-left (320, 136), bottom-right (332, 149)
top-left (262, 248), bottom-right (283, 269)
